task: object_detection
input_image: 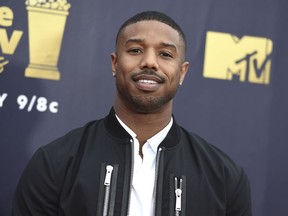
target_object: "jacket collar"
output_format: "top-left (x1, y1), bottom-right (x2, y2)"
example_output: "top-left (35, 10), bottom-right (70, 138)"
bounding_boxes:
top-left (104, 107), bottom-right (181, 148)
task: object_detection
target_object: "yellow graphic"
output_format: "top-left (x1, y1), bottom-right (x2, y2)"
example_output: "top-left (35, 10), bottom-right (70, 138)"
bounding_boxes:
top-left (0, 56), bottom-right (9, 73)
top-left (0, 28), bottom-right (23, 55)
top-left (25, 0), bottom-right (71, 80)
top-left (203, 31), bottom-right (273, 85)
top-left (0, 6), bottom-right (23, 74)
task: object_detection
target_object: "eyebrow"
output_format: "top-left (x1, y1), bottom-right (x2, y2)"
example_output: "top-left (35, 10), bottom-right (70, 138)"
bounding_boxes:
top-left (125, 38), bottom-right (143, 45)
top-left (160, 42), bottom-right (177, 51)
top-left (125, 38), bottom-right (177, 51)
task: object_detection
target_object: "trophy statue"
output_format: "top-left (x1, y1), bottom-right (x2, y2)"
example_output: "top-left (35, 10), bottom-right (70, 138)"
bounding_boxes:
top-left (25, 0), bottom-right (71, 80)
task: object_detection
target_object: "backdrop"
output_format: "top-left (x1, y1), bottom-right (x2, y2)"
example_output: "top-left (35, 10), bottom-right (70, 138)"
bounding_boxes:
top-left (1, 0), bottom-right (287, 215)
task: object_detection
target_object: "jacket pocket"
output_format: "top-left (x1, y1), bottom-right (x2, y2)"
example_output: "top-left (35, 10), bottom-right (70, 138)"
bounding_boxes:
top-left (97, 163), bottom-right (119, 216)
top-left (169, 175), bottom-right (186, 216)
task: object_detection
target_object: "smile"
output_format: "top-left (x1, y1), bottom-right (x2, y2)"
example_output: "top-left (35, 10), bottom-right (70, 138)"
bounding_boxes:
top-left (137, 79), bottom-right (158, 84)
top-left (134, 78), bottom-right (161, 92)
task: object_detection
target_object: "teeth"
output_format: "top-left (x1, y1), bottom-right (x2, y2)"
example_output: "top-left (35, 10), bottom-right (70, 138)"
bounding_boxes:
top-left (138, 79), bottom-right (157, 84)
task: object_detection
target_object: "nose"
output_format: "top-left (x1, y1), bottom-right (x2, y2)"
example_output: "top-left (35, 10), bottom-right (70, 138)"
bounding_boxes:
top-left (140, 50), bottom-right (159, 71)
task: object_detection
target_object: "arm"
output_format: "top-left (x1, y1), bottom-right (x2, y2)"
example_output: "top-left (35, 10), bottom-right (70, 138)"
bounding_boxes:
top-left (12, 148), bottom-right (59, 216)
top-left (226, 167), bottom-right (252, 216)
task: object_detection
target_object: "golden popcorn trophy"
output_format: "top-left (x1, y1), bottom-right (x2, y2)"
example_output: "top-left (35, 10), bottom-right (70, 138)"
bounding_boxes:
top-left (25, 0), bottom-right (71, 80)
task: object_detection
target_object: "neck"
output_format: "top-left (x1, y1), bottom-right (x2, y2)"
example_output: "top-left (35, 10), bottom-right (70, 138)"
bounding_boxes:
top-left (114, 99), bottom-right (173, 147)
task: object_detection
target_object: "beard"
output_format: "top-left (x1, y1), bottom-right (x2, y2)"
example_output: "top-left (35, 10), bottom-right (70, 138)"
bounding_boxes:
top-left (117, 87), bottom-right (178, 114)
top-left (115, 69), bottom-right (180, 113)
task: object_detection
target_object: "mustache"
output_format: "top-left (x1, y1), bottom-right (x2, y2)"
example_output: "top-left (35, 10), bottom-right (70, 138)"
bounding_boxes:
top-left (132, 69), bottom-right (165, 83)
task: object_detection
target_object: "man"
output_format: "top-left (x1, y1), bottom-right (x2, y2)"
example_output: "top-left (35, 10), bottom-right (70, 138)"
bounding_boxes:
top-left (12, 11), bottom-right (252, 215)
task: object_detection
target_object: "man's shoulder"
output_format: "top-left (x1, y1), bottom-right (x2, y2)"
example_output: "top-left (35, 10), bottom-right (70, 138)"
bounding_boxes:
top-left (41, 119), bottom-right (104, 160)
top-left (180, 127), bottom-right (244, 174)
top-left (179, 128), bottom-right (251, 215)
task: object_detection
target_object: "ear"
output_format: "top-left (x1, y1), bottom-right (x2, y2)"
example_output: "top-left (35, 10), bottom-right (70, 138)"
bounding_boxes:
top-left (111, 52), bottom-right (117, 73)
top-left (179, 61), bottom-right (189, 85)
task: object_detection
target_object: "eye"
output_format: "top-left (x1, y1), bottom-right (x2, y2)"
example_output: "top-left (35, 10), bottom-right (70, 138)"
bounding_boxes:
top-left (127, 48), bottom-right (142, 54)
top-left (160, 51), bottom-right (173, 59)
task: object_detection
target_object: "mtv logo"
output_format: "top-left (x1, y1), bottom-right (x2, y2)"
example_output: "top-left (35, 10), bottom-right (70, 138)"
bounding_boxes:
top-left (203, 31), bottom-right (273, 84)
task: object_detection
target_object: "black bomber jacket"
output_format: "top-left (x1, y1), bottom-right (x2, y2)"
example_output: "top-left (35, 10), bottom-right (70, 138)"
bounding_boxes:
top-left (12, 108), bottom-right (252, 216)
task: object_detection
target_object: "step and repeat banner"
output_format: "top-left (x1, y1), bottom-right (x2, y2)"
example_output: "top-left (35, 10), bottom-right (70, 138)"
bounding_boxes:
top-left (0, 0), bottom-right (287, 215)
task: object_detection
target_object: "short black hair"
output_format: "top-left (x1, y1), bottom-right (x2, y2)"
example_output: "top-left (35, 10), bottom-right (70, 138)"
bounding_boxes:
top-left (116, 11), bottom-right (186, 51)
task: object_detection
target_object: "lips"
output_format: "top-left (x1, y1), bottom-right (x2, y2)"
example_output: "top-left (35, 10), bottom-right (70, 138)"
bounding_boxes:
top-left (137, 79), bottom-right (157, 84)
top-left (132, 72), bottom-right (165, 92)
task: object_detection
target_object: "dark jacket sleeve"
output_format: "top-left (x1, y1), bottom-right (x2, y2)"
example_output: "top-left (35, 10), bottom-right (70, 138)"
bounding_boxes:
top-left (226, 165), bottom-right (252, 216)
top-left (194, 131), bottom-right (253, 216)
top-left (12, 147), bottom-right (59, 216)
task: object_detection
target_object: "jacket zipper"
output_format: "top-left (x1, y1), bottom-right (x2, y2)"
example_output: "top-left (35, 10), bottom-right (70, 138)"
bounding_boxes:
top-left (102, 165), bottom-right (114, 216)
top-left (174, 177), bottom-right (183, 216)
top-left (124, 138), bottom-right (134, 215)
top-left (154, 147), bottom-right (164, 215)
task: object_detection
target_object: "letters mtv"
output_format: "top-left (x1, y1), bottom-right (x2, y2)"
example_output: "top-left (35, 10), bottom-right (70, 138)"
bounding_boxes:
top-left (203, 31), bottom-right (273, 85)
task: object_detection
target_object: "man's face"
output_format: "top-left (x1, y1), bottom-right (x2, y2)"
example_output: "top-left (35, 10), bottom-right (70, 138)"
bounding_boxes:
top-left (111, 20), bottom-right (189, 113)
